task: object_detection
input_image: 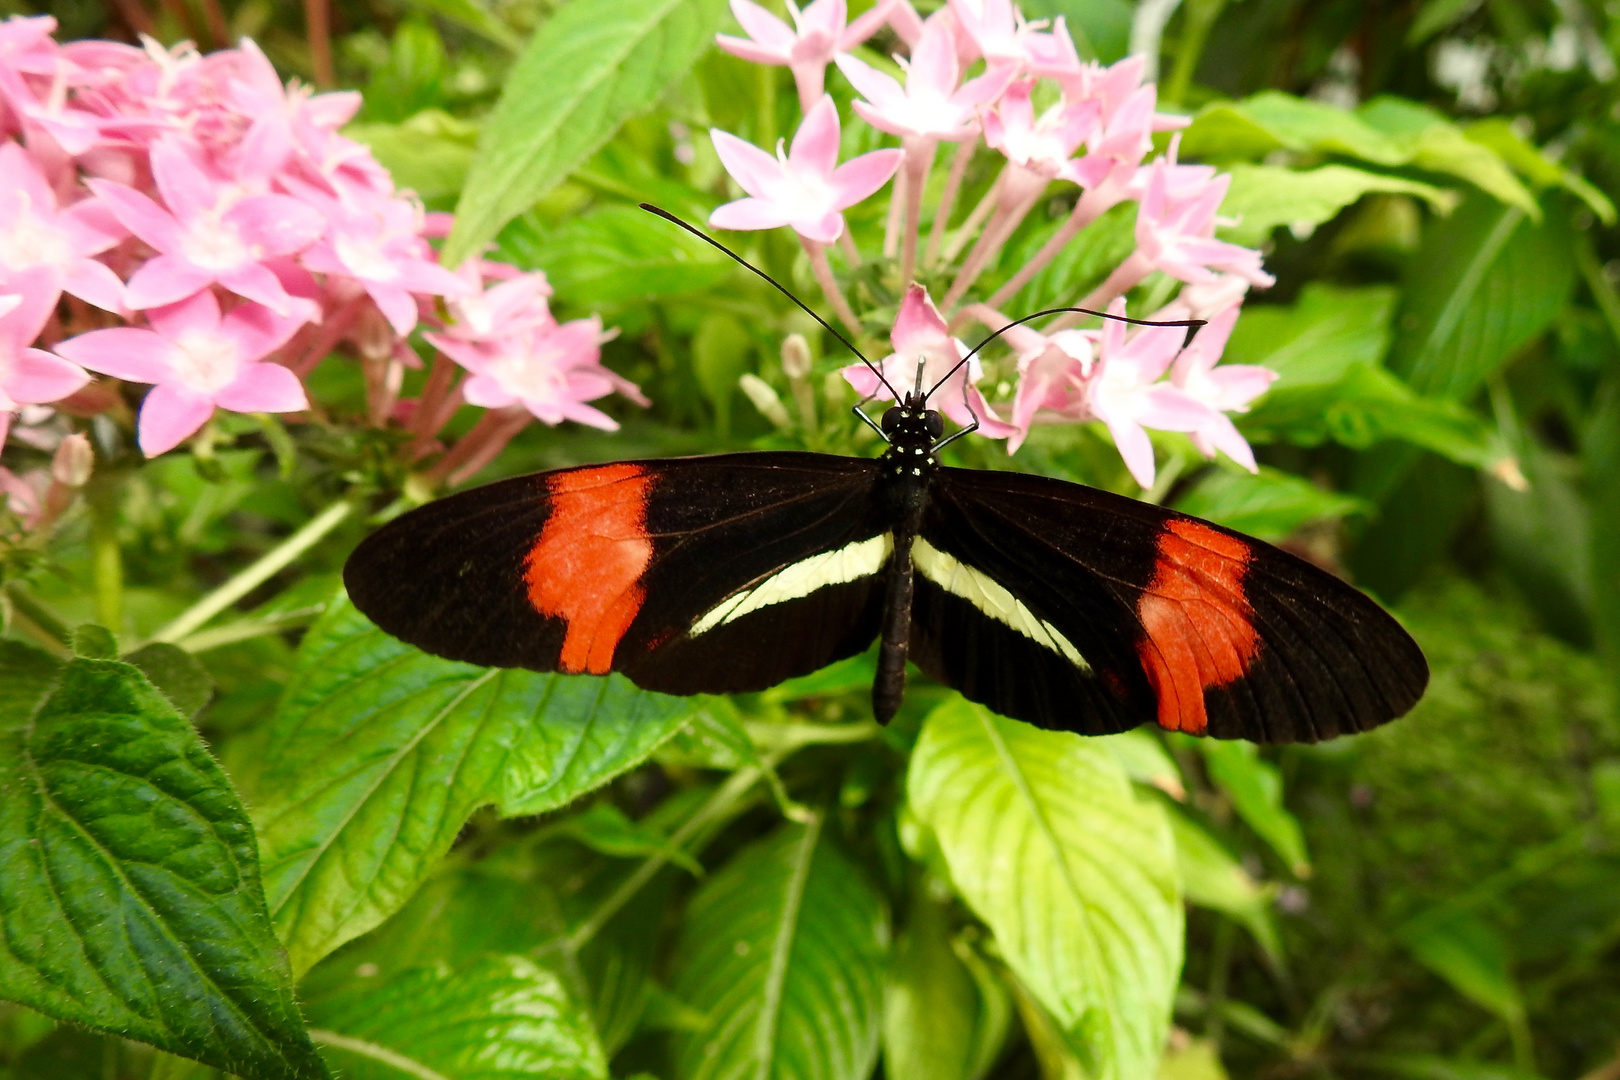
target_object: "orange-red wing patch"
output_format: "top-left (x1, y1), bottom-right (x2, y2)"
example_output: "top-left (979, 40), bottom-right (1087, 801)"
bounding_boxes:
top-left (1135, 519), bottom-right (1260, 734)
top-left (524, 463), bottom-right (654, 675)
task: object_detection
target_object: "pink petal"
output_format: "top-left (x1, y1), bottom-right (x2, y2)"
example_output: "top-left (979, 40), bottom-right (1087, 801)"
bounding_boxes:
top-left (729, 0), bottom-right (797, 54)
top-left (222, 302), bottom-right (304, 361)
top-left (149, 139), bottom-right (220, 222)
top-left (1136, 385), bottom-right (1214, 432)
top-left (788, 96), bottom-right (842, 179)
top-left (833, 53), bottom-right (901, 109)
top-left (9, 349), bottom-right (89, 405)
top-left (0, 140), bottom-right (55, 212)
top-left (462, 372), bottom-right (517, 409)
top-left (390, 258), bottom-right (471, 299)
top-left (215, 361), bottom-right (308, 413)
top-left (715, 34), bottom-right (791, 65)
top-left (218, 262), bottom-right (315, 321)
top-left (60, 198), bottom-right (127, 256)
top-left (54, 327), bottom-right (177, 383)
top-left (86, 178), bottom-right (183, 253)
top-left (366, 282), bottom-right (420, 336)
top-left (910, 20), bottom-right (960, 98)
top-left (710, 130), bottom-right (787, 199)
top-left (227, 194), bottom-right (327, 256)
top-left (828, 148), bottom-right (903, 209)
top-left (1199, 412), bottom-right (1258, 471)
top-left (147, 290), bottom-right (223, 340)
top-left (556, 398), bottom-right (620, 431)
top-left (1102, 411), bottom-right (1156, 488)
top-left (892, 284), bottom-right (950, 354)
top-left (843, 0), bottom-right (898, 45)
top-left (123, 255), bottom-right (215, 310)
top-left (709, 197), bottom-right (794, 232)
top-left (137, 383), bottom-right (215, 456)
top-left (792, 209), bottom-right (846, 244)
top-left (61, 258), bottom-right (126, 313)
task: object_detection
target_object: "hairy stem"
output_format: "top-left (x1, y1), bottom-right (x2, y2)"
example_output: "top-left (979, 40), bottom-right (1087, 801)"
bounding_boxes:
top-left (87, 478), bottom-right (123, 636)
top-left (927, 137), bottom-right (977, 268)
top-left (900, 137), bottom-right (938, 288)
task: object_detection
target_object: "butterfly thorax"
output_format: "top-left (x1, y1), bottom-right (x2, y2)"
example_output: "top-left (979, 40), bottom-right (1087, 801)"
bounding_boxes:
top-left (878, 396), bottom-right (942, 487)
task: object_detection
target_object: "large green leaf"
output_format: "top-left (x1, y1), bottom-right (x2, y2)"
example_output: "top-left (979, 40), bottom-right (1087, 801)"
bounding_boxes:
top-left (0, 642), bottom-right (327, 1080)
top-left (1387, 195), bottom-right (1575, 400)
top-left (1173, 465), bottom-right (1370, 542)
top-left (1217, 164), bottom-right (1456, 246)
top-left (306, 955), bottom-right (606, 1080)
top-left (444, 0), bottom-right (728, 264)
top-left (254, 593), bottom-right (696, 976)
top-left (907, 699), bottom-right (1182, 1080)
top-left (1222, 283), bottom-right (1399, 389)
top-left (1396, 910), bottom-right (1524, 1026)
top-left (1163, 807), bottom-right (1281, 967)
top-left (668, 817), bottom-right (889, 1080)
top-left (883, 885), bottom-right (1011, 1080)
top-left (1196, 741), bottom-right (1308, 876)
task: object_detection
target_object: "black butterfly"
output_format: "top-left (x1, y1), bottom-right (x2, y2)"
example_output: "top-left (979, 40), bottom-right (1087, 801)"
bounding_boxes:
top-left (344, 206), bottom-right (1426, 742)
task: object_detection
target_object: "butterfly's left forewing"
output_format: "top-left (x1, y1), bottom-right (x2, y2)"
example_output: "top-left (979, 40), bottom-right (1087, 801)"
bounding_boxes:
top-left (914, 467), bottom-right (1428, 743)
top-left (345, 452), bottom-right (892, 692)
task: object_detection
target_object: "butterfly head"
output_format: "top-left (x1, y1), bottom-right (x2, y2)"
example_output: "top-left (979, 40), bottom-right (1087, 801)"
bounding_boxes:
top-left (881, 397), bottom-right (943, 451)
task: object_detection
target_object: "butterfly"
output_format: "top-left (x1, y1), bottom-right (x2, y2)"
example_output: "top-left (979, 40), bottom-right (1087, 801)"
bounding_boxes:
top-left (343, 206), bottom-right (1427, 743)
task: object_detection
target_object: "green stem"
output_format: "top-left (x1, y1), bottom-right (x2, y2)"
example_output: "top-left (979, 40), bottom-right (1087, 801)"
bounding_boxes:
top-left (87, 479), bottom-right (123, 636)
top-left (1576, 230), bottom-right (1620, 348)
top-left (1163, 0), bottom-right (1228, 107)
top-left (5, 585), bottom-right (70, 646)
top-left (175, 611), bottom-right (323, 653)
top-left (564, 755), bottom-right (783, 954)
top-left (150, 497), bottom-right (354, 646)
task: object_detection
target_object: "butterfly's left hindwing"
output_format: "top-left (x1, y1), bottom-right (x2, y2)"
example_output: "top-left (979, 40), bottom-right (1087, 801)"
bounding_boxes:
top-left (344, 452), bottom-right (890, 691)
top-left (914, 467), bottom-right (1428, 743)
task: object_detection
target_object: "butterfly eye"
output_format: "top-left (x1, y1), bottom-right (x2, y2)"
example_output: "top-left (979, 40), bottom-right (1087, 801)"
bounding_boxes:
top-left (881, 407), bottom-right (903, 434)
top-left (926, 412), bottom-right (944, 438)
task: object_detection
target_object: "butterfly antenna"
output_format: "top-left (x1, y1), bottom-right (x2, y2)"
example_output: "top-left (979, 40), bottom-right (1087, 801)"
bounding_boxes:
top-left (925, 306), bottom-right (1207, 401)
top-left (639, 204), bottom-right (901, 403)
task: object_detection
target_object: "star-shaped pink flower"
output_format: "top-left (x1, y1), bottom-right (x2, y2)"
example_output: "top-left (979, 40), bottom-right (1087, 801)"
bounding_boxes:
top-left (427, 316), bottom-right (645, 431)
top-left (1087, 298), bottom-right (1215, 488)
top-left (1, 267), bottom-right (90, 424)
top-left (835, 19), bottom-right (1013, 142)
top-left (1171, 304), bottom-right (1275, 469)
top-left (983, 79), bottom-right (1098, 178)
top-left (0, 141), bottom-right (126, 312)
top-left (717, 0), bottom-right (897, 107)
top-left (843, 284), bottom-right (1015, 437)
top-left (54, 289), bottom-right (307, 456)
top-left (89, 137), bottom-right (326, 318)
top-left (709, 96), bottom-right (902, 244)
top-left (997, 319), bottom-right (1096, 452)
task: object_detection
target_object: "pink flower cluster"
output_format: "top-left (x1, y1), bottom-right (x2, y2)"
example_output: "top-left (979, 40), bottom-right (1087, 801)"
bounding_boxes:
top-left (0, 16), bottom-right (641, 496)
top-left (710, 0), bottom-right (1278, 488)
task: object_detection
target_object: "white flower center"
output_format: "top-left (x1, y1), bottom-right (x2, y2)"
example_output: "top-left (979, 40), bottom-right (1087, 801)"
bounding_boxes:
top-left (181, 209), bottom-right (254, 271)
top-left (0, 195), bottom-right (71, 272)
top-left (170, 329), bottom-right (240, 394)
top-left (489, 338), bottom-right (564, 401)
top-left (334, 229), bottom-right (400, 283)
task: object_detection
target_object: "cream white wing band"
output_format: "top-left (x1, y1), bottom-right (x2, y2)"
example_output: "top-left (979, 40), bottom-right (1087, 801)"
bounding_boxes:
top-left (689, 533), bottom-right (894, 635)
top-left (912, 537), bottom-right (1090, 670)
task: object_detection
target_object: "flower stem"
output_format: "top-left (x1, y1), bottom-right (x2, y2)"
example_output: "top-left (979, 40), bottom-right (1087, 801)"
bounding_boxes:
top-left (304, 0), bottom-right (335, 87)
top-left (942, 168), bottom-right (1004, 264)
top-left (801, 237), bottom-right (862, 334)
top-left (926, 137), bottom-right (977, 269)
top-left (1162, 0), bottom-right (1228, 107)
top-left (447, 411), bottom-right (531, 486)
top-left (900, 137), bottom-right (938, 288)
top-left (1045, 250), bottom-right (1154, 331)
top-left (150, 498), bottom-right (355, 645)
top-left (943, 165), bottom-right (1047, 314)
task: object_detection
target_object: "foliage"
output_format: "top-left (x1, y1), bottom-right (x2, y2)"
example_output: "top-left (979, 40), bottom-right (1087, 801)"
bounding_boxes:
top-left (2, 0), bottom-right (1619, 1079)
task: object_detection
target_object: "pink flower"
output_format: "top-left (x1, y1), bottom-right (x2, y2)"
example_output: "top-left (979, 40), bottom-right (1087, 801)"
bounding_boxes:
top-left (427, 317), bottom-right (645, 431)
top-left (1087, 299), bottom-right (1214, 488)
top-left (442, 264), bottom-right (554, 342)
top-left (709, 96), bottom-right (902, 244)
top-left (54, 289), bottom-right (307, 456)
top-left (1, 266), bottom-right (90, 422)
top-left (1134, 157), bottom-right (1275, 287)
top-left (996, 319), bottom-right (1096, 452)
top-left (298, 191), bottom-right (469, 335)
top-left (1170, 305), bottom-right (1274, 470)
top-left (0, 141), bottom-right (126, 312)
top-left (947, 0), bottom-right (1041, 67)
top-left (834, 20), bottom-right (1013, 142)
top-left (88, 137), bottom-right (326, 318)
top-left (843, 284), bottom-right (1015, 436)
top-left (983, 79), bottom-right (1098, 178)
top-left (717, 0), bottom-right (896, 108)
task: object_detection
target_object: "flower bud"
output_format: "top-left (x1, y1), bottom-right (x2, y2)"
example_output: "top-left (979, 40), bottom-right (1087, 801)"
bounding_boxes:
top-left (780, 334), bottom-right (812, 380)
top-left (739, 374), bottom-right (792, 429)
top-left (50, 433), bottom-right (93, 488)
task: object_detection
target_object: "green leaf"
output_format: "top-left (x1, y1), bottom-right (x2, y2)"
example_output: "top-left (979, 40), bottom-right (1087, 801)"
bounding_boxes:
top-left (668, 817), bottom-right (889, 1080)
top-left (1163, 806), bottom-right (1282, 967)
top-left (123, 643), bottom-right (214, 718)
top-left (1155, 1036), bottom-right (1229, 1080)
top-left (70, 623), bottom-right (116, 659)
top-left (1358, 97), bottom-right (1538, 217)
top-left (1406, 0), bottom-right (1479, 44)
top-left (1388, 195), bottom-right (1575, 400)
top-left (1217, 164), bottom-right (1457, 246)
top-left (883, 886), bottom-right (1011, 1080)
top-left (1396, 910), bottom-right (1524, 1025)
top-left (692, 311), bottom-right (754, 433)
top-left (1464, 118), bottom-right (1617, 223)
top-left (1222, 283), bottom-right (1400, 390)
top-left (444, 0), bottom-right (729, 264)
top-left (344, 110), bottom-right (479, 201)
top-left (1356, 1053), bottom-right (1549, 1080)
top-left (1173, 466), bottom-right (1371, 542)
top-left (0, 641), bottom-right (328, 1080)
top-left (307, 955), bottom-right (607, 1080)
top-left (400, 0), bottom-right (522, 51)
top-left (907, 699), bottom-right (1181, 1080)
top-left (1196, 741), bottom-right (1308, 875)
top-left (526, 203), bottom-right (733, 305)
top-left (254, 592), bottom-right (696, 976)
top-left (1097, 729), bottom-right (1185, 799)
